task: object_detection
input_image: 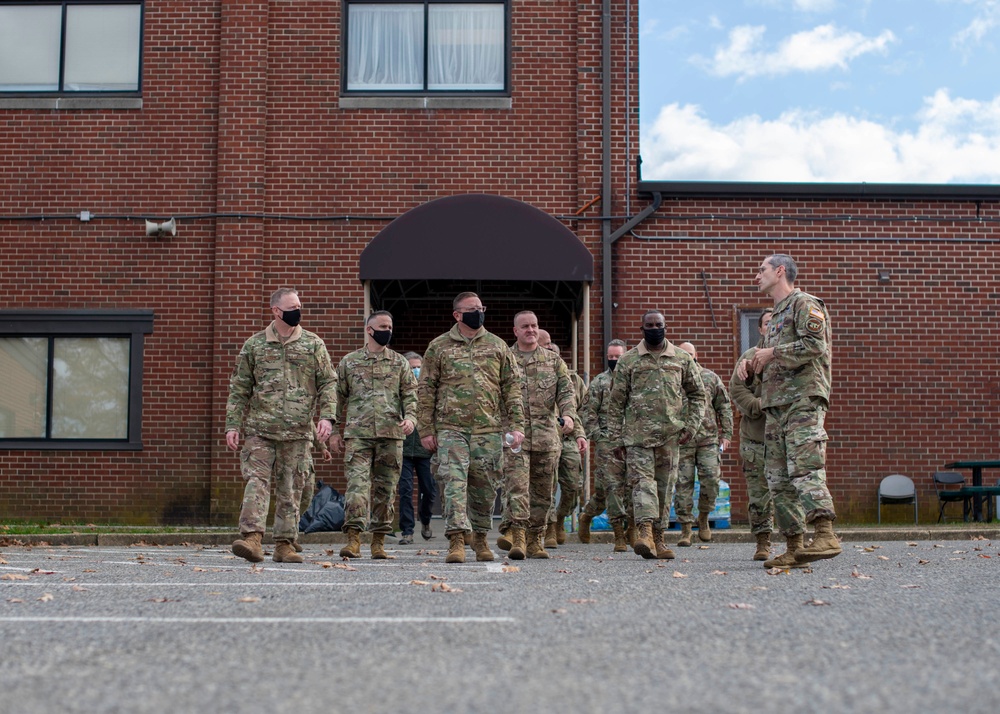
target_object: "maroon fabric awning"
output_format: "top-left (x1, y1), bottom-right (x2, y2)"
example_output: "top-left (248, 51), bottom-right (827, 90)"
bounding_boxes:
top-left (359, 194), bottom-right (593, 282)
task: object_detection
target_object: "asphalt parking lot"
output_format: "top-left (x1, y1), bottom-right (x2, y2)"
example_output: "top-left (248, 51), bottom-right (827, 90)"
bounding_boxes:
top-left (2, 534), bottom-right (998, 714)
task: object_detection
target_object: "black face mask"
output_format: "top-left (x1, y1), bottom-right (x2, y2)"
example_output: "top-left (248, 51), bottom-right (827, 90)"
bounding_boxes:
top-left (281, 308), bottom-right (301, 327)
top-left (461, 310), bottom-right (485, 330)
top-left (642, 327), bottom-right (665, 347)
top-left (607, 359), bottom-right (618, 372)
top-left (370, 329), bottom-right (392, 346)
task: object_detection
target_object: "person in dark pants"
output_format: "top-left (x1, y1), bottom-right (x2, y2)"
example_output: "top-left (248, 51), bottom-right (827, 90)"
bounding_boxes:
top-left (398, 352), bottom-right (438, 543)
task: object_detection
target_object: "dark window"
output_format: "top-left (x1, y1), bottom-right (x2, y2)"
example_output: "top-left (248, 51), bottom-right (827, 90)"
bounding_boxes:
top-left (0, 1), bottom-right (143, 94)
top-left (344, 1), bottom-right (507, 94)
top-left (0, 310), bottom-right (154, 450)
top-left (738, 308), bottom-right (768, 356)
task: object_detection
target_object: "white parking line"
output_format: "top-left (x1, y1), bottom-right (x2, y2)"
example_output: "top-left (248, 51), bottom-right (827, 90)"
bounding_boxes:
top-left (0, 616), bottom-right (515, 624)
top-left (1, 581), bottom-right (494, 587)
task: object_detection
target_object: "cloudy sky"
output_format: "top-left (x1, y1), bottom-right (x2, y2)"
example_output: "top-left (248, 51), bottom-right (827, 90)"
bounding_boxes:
top-left (639, 0), bottom-right (1000, 183)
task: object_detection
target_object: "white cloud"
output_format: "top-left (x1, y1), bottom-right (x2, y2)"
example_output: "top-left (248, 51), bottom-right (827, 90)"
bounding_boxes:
top-left (952, 0), bottom-right (1000, 52)
top-left (641, 91), bottom-right (1000, 183)
top-left (793, 0), bottom-right (838, 11)
top-left (695, 23), bottom-right (897, 79)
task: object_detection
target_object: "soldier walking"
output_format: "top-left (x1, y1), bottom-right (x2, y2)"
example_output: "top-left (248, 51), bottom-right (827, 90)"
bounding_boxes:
top-left (673, 342), bottom-right (733, 547)
top-left (225, 287), bottom-right (337, 564)
top-left (737, 254), bottom-right (841, 568)
top-left (578, 339), bottom-right (632, 550)
top-left (416, 293), bottom-right (525, 563)
top-left (729, 310), bottom-right (775, 561)
top-left (329, 311), bottom-right (417, 559)
top-left (606, 310), bottom-right (707, 560)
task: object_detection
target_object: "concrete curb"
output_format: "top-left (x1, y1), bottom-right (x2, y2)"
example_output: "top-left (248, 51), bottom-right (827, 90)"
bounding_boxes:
top-left (2, 525), bottom-right (997, 548)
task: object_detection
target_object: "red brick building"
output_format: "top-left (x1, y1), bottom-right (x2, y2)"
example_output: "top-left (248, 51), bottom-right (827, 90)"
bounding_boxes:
top-left (1, 1), bottom-right (997, 525)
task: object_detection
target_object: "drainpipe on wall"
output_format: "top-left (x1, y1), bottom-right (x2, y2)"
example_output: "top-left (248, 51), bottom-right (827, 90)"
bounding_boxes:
top-left (600, 0), bottom-right (663, 350)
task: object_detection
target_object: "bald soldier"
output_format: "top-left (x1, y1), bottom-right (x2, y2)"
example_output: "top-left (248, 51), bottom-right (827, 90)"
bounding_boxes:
top-left (607, 310), bottom-right (707, 560)
top-left (737, 254), bottom-right (841, 568)
top-left (417, 292), bottom-right (526, 563)
top-left (672, 342), bottom-right (733, 547)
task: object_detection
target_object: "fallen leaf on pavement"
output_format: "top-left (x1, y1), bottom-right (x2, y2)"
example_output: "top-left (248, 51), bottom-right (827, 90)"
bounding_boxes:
top-left (30, 569), bottom-right (56, 575)
top-left (672, 571), bottom-right (687, 578)
top-left (147, 597), bottom-right (178, 603)
top-left (501, 565), bottom-right (520, 573)
top-left (1, 574), bottom-right (29, 581)
top-left (552, 608), bottom-right (567, 614)
top-left (432, 583), bottom-right (462, 593)
top-left (556, 569), bottom-right (572, 573)
top-left (851, 567), bottom-right (872, 580)
top-left (333, 562), bottom-right (357, 571)
top-left (728, 603), bottom-right (754, 609)
top-left (901, 584), bottom-right (921, 589)
top-left (429, 574), bottom-right (446, 580)
top-left (237, 596), bottom-right (260, 603)
top-left (410, 580), bottom-right (431, 586)
top-left (765, 567), bottom-right (786, 575)
top-left (906, 542), bottom-right (918, 546)
top-left (315, 561), bottom-right (334, 569)
top-left (37, 593), bottom-right (55, 602)
top-left (711, 570), bottom-right (728, 575)
top-left (918, 559), bottom-right (930, 565)
top-left (804, 598), bottom-right (830, 606)
top-left (71, 585), bottom-right (88, 592)
top-left (7, 598), bottom-right (24, 603)
top-left (568, 598), bottom-right (597, 604)
top-left (877, 555), bottom-right (890, 561)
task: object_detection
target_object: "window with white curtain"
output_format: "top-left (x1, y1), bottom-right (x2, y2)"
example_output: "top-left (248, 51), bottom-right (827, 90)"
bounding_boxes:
top-left (346, 1), bottom-right (506, 93)
top-left (0, 1), bottom-right (142, 94)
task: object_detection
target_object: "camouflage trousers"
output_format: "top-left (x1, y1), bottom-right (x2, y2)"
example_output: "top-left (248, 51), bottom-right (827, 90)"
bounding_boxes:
top-left (498, 447), bottom-right (530, 532)
top-left (238, 436), bottom-right (312, 541)
top-left (673, 439), bottom-right (721, 524)
top-left (764, 396), bottom-right (837, 536)
top-left (343, 437), bottom-right (403, 534)
top-left (739, 438), bottom-right (774, 535)
top-left (581, 439), bottom-right (630, 526)
top-left (625, 440), bottom-right (680, 527)
top-left (549, 437), bottom-right (583, 523)
top-left (435, 430), bottom-right (503, 535)
top-left (527, 450), bottom-right (561, 531)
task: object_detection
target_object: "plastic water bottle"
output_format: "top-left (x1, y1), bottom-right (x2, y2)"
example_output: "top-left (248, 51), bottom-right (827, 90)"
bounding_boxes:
top-left (504, 432), bottom-right (522, 454)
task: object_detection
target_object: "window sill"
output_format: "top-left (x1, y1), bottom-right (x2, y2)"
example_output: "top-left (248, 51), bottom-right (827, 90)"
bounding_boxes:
top-left (338, 96), bottom-right (511, 110)
top-left (0, 97), bottom-right (143, 110)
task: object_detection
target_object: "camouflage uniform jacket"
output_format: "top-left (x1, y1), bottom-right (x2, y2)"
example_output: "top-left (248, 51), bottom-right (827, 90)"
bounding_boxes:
top-left (760, 290), bottom-right (832, 409)
top-left (681, 366), bottom-right (734, 446)
top-left (417, 324), bottom-right (525, 437)
top-left (335, 346), bottom-right (417, 440)
top-left (512, 346), bottom-right (579, 452)
top-left (606, 340), bottom-right (708, 448)
top-left (730, 346), bottom-right (766, 443)
top-left (564, 370), bottom-right (588, 441)
top-left (225, 322), bottom-right (338, 441)
top-left (580, 369), bottom-right (614, 442)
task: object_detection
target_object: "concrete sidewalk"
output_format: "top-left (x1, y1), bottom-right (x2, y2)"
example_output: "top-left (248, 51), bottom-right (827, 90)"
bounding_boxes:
top-left (3, 522), bottom-right (998, 547)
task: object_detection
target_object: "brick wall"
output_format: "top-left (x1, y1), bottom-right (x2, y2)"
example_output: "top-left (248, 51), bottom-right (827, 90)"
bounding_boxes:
top-left (1, 1), bottom-right (995, 526)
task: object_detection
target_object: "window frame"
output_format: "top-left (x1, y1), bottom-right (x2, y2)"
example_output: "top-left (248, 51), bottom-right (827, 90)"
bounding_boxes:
top-left (736, 306), bottom-right (770, 360)
top-left (0, 0), bottom-right (144, 97)
top-left (0, 310), bottom-right (154, 450)
top-left (341, 0), bottom-right (510, 97)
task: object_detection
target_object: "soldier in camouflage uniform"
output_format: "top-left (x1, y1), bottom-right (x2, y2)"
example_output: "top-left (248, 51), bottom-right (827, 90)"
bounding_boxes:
top-left (729, 310), bottom-right (774, 561)
top-left (673, 342), bottom-right (733, 547)
top-left (606, 310), bottom-right (707, 560)
top-left (416, 292), bottom-right (526, 563)
top-left (737, 254), bottom-right (841, 568)
top-left (329, 311), bottom-right (417, 560)
top-left (507, 315), bottom-right (585, 558)
top-left (543, 342), bottom-right (588, 547)
top-left (226, 287), bottom-right (338, 564)
top-left (578, 339), bottom-right (632, 551)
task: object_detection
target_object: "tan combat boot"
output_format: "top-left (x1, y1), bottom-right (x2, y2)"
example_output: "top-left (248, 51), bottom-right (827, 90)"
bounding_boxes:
top-left (527, 529), bottom-right (550, 559)
top-left (370, 532), bottom-right (388, 560)
top-left (676, 523), bottom-right (693, 547)
top-left (496, 529), bottom-right (513, 552)
top-left (633, 522), bottom-right (656, 559)
top-left (763, 533), bottom-right (807, 569)
top-left (611, 520), bottom-right (629, 552)
top-left (293, 540), bottom-right (304, 553)
top-left (472, 532), bottom-right (495, 562)
top-left (508, 526), bottom-right (527, 560)
top-left (273, 539), bottom-right (304, 564)
top-left (697, 511), bottom-right (712, 542)
top-left (446, 532), bottom-right (466, 563)
top-left (554, 517), bottom-right (567, 545)
top-left (653, 526), bottom-right (675, 560)
top-left (753, 532), bottom-right (772, 561)
top-left (794, 517), bottom-right (842, 564)
top-left (544, 522), bottom-right (558, 549)
top-left (578, 513), bottom-right (593, 543)
top-left (339, 527), bottom-right (362, 558)
top-left (626, 520), bottom-right (637, 548)
top-left (232, 532), bottom-right (264, 563)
